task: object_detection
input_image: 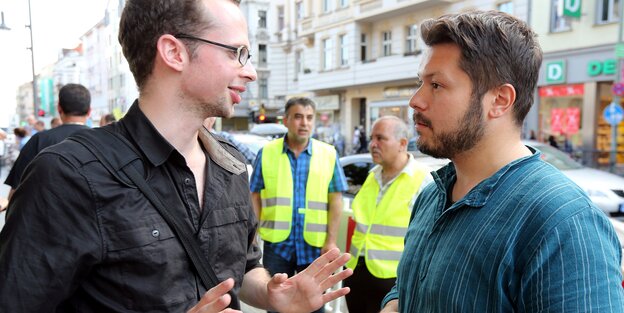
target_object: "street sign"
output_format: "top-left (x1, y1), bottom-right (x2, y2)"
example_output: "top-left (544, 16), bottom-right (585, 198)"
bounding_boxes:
top-left (613, 83), bottom-right (624, 97)
top-left (603, 102), bottom-right (624, 126)
top-left (563, 0), bottom-right (581, 18)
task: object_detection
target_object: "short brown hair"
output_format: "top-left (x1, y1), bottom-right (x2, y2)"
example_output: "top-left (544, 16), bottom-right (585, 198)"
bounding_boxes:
top-left (420, 10), bottom-right (542, 126)
top-left (118, 0), bottom-right (241, 91)
top-left (285, 97), bottom-right (316, 117)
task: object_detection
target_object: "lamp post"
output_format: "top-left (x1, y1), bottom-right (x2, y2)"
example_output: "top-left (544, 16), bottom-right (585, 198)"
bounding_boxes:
top-left (26, 0), bottom-right (37, 117)
top-left (0, 11), bottom-right (10, 31)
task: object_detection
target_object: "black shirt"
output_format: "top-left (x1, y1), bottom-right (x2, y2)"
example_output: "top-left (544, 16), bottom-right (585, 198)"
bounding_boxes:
top-left (4, 123), bottom-right (88, 188)
top-left (0, 102), bottom-right (262, 312)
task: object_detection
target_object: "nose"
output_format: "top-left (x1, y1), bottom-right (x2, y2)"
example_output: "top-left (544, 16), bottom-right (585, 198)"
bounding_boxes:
top-left (409, 87), bottom-right (426, 111)
top-left (242, 60), bottom-right (257, 82)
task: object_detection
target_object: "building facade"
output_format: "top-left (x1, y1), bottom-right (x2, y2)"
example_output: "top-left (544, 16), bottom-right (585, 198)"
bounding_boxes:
top-left (268, 0), bottom-right (529, 151)
top-left (532, 0), bottom-right (622, 167)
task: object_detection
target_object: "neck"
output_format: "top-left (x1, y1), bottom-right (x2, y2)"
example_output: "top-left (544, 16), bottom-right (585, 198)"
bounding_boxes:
top-left (381, 152), bottom-right (409, 183)
top-left (138, 87), bottom-right (204, 158)
top-left (450, 130), bottom-right (530, 202)
top-left (286, 136), bottom-right (309, 155)
top-left (61, 116), bottom-right (87, 125)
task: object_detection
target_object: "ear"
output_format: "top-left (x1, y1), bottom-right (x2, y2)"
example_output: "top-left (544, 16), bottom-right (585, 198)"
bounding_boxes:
top-left (488, 83), bottom-right (516, 119)
top-left (399, 137), bottom-right (408, 151)
top-left (155, 34), bottom-right (187, 72)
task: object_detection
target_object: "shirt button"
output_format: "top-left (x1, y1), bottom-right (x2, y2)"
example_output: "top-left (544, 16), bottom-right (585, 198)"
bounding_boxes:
top-left (184, 178), bottom-right (191, 185)
top-left (152, 229), bottom-right (160, 237)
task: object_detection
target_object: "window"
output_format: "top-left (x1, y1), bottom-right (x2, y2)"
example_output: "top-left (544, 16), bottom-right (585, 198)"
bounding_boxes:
top-left (259, 78), bottom-right (268, 99)
top-left (597, 0), bottom-right (620, 24)
top-left (323, 38), bottom-right (334, 70)
top-left (382, 31), bottom-right (392, 57)
top-left (405, 24), bottom-right (419, 54)
top-left (258, 44), bottom-right (267, 67)
top-left (340, 35), bottom-right (349, 66)
top-left (551, 0), bottom-right (572, 32)
top-left (295, 51), bottom-right (302, 77)
top-left (324, 0), bottom-right (333, 13)
top-left (296, 1), bottom-right (304, 20)
top-left (340, 0), bottom-right (349, 8)
top-left (360, 34), bottom-right (367, 62)
top-left (277, 6), bottom-right (284, 30)
top-left (497, 1), bottom-right (514, 15)
top-left (258, 10), bottom-right (267, 28)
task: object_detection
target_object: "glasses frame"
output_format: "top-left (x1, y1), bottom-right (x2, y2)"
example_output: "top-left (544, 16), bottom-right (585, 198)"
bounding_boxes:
top-left (175, 33), bottom-right (251, 67)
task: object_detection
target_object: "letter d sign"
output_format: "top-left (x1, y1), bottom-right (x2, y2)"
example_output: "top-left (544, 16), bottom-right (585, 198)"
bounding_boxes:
top-left (563, 0), bottom-right (581, 18)
top-left (546, 61), bottom-right (565, 84)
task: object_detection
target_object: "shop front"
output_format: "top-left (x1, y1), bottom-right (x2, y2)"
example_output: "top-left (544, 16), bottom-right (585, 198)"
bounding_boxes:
top-left (537, 44), bottom-right (622, 167)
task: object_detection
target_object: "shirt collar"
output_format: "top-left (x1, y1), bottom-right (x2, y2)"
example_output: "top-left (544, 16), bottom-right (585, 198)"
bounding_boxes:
top-left (118, 100), bottom-right (175, 167)
top-left (282, 135), bottom-right (313, 156)
top-left (432, 146), bottom-right (541, 208)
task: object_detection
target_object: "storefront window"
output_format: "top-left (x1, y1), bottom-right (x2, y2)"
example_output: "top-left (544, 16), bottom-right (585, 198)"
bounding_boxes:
top-left (538, 84), bottom-right (584, 157)
top-left (596, 82), bottom-right (624, 165)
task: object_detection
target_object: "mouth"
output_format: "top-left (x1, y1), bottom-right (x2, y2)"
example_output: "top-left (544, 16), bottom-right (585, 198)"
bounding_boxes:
top-left (228, 86), bottom-right (246, 104)
top-left (413, 112), bottom-right (432, 130)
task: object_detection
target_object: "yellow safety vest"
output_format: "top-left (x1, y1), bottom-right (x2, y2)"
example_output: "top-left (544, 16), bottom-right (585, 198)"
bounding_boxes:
top-left (259, 137), bottom-right (336, 247)
top-left (346, 165), bottom-right (426, 278)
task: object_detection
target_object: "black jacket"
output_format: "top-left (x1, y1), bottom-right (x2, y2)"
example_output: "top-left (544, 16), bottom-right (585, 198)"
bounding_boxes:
top-left (0, 102), bottom-right (262, 312)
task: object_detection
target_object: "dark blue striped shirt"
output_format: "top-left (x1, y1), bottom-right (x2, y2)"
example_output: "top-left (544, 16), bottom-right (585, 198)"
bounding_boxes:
top-left (383, 147), bottom-right (624, 312)
top-left (250, 138), bottom-right (347, 265)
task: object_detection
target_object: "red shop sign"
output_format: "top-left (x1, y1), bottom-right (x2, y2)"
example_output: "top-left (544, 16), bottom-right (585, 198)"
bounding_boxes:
top-left (539, 84), bottom-right (584, 97)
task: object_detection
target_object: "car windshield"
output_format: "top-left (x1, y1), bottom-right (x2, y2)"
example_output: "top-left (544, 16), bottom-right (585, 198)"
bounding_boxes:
top-left (533, 144), bottom-right (583, 170)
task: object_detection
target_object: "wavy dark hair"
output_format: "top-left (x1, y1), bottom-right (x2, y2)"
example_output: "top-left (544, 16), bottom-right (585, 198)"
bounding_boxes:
top-left (118, 0), bottom-right (241, 91)
top-left (420, 10), bottom-right (543, 126)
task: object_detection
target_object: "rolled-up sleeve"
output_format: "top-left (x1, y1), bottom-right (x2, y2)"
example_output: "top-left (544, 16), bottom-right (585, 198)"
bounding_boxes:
top-left (0, 151), bottom-right (101, 312)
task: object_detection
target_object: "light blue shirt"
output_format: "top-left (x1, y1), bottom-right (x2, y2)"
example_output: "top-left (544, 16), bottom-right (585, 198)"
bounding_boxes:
top-left (382, 147), bottom-right (624, 312)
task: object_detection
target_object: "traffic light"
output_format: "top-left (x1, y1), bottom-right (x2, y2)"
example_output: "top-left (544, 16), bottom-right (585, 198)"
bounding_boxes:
top-left (37, 109), bottom-right (45, 117)
top-left (258, 113), bottom-right (266, 122)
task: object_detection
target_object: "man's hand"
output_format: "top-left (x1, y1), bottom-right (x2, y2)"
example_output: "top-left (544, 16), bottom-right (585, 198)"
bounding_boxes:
top-left (380, 299), bottom-right (399, 312)
top-left (188, 278), bottom-right (241, 313)
top-left (267, 248), bottom-right (353, 313)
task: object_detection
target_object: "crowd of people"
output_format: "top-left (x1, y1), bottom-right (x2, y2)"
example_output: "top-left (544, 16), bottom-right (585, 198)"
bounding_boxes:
top-left (0, 2), bottom-right (623, 313)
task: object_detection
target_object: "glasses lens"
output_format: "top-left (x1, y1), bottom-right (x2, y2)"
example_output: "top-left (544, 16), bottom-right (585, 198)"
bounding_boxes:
top-left (239, 47), bottom-right (249, 66)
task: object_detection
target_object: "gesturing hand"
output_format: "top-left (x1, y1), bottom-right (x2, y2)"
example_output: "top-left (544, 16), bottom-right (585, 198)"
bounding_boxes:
top-left (267, 248), bottom-right (353, 313)
top-left (188, 278), bottom-right (241, 313)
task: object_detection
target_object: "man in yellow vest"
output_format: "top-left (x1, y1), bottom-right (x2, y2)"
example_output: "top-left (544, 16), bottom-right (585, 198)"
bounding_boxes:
top-left (250, 97), bottom-right (348, 313)
top-left (345, 116), bottom-right (432, 313)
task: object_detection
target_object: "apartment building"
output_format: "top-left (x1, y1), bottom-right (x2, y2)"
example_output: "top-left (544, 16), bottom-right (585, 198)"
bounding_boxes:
top-left (81, 18), bottom-right (110, 123)
top-left (532, 0), bottom-right (622, 167)
top-left (268, 0), bottom-right (529, 148)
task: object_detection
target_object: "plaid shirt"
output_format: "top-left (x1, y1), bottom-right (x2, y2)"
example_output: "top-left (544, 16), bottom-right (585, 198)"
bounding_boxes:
top-left (250, 137), bottom-right (347, 265)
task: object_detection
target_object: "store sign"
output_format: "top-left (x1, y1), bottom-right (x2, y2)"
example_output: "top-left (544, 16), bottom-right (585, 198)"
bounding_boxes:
top-left (538, 84), bottom-right (584, 97)
top-left (315, 95), bottom-right (339, 111)
top-left (563, 0), bottom-right (581, 18)
top-left (587, 59), bottom-right (616, 76)
top-left (551, 108), bottom-right (564, 134)
top-left (564, 107), bottom-right (580, 134)
top-left (550, 107), bottom-right (581, 135)
top-left (545, 61), bottom-right (566, 84)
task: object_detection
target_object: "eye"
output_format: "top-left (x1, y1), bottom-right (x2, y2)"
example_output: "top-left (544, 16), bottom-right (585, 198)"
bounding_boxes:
top-left (431, 82), bottom-right (441, 89)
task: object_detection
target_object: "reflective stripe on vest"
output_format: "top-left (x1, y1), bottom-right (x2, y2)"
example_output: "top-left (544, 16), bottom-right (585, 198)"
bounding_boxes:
top-left (259, 138), bottom-right (336, 247)
top-left (346, 165), bottom-right (427, 278)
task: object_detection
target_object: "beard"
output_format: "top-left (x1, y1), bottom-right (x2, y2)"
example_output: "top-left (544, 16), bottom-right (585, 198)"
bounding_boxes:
top-left (415, 94), bottom-right (486, 159)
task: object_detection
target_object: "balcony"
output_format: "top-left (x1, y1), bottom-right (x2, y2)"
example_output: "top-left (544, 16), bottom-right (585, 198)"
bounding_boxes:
top-left (355, 0), bottom-right (460, 22)
top-left (298, 53), bottom-right (423, 92)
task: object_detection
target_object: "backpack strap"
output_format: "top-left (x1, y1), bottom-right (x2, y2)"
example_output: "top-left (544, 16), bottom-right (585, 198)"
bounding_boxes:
top-left (68, 128), bottom-right (241, 309)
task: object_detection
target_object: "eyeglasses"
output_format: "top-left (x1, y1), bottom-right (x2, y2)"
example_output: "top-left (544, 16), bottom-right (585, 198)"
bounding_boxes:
top-left (175, 34), bottom-right (251, 67)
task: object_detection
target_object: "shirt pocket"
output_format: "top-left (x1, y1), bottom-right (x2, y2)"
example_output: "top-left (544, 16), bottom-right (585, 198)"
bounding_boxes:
top-left (201, 206), bottom-right (251, 283)
top-left (107, 222), bottom-right (175, 252)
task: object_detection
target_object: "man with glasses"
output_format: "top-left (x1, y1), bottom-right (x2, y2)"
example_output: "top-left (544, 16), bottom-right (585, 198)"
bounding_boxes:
top-left (0, 0), bottom-right (352, 312)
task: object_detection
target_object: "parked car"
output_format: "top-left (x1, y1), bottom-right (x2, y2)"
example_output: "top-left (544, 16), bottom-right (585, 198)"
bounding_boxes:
top-left (228, 133), bottom-right (270, 156)
top-left (249, 123), bottom-right (287, 139)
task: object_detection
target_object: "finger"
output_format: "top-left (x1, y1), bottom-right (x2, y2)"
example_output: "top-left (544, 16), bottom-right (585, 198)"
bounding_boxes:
top-left (319, 267), bottom-right (353, 291)
top-left (195, 293), bottom-right (232, 313)
top-left (314, 253), bottom-right (351, 281)
top-left (321, 286), bottom-right (351, 304)
top-left (195, 278), bottom-right (235, 308)
top-left (267, 273), bottom-right (288, 289)
top-left (300, 248), bottom-right (341, 276)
